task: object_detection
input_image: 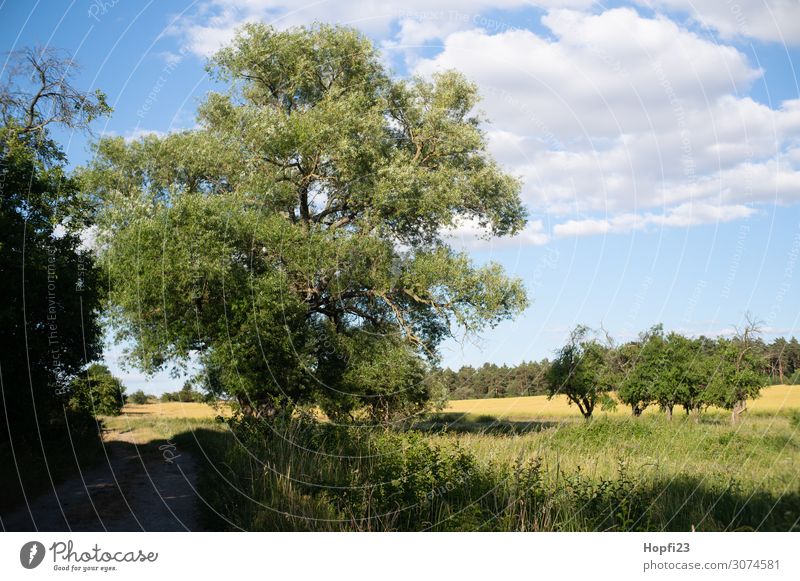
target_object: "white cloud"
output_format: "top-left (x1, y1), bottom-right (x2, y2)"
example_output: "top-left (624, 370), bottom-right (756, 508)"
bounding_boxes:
top-left (124, 128), bottom-right (167, 142)
top-left (553, 202), bottom-right (756, 237)
top-left (416, 8), bottom-right (761, 138)
top-left (414, 8), bottom-right (800, 236)
top-left (446, 218), bottom-right (550, 249)
top-left (172, 0), bottom-right (800, 60)
top-left (171, 0), bottom-right (595, 57)
top-left (639, 0), bottom-right (800, 44)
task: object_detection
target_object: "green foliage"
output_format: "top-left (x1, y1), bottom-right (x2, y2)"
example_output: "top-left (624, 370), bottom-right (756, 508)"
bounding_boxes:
top-left (69, 364), bottom-right (125, 416)
top-left (0, 48), bottom-right (108, 450)
top-left (160, 381), bottom-right (206, 403)
top-left (85, 24), bottom-right (528, 420)
top-left (431, 359), bottom-right (551, 399)
top-left (706, 335), bottom-right (767, 419)
top-left (546, 325), bottom-right (614, 419)
top-left (420, 322), bottom-right (783, 430)
top-left (128, 390), bottom-right (149, 405)
top-left (764, 337), bottom-right (800, 383)
top-left (617, 326), bottom-right (710, 418)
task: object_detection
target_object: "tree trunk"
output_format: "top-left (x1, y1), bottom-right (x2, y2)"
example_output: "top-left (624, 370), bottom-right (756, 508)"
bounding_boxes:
top-left (665, 404), bottom-right (673, 421)
top-left (731, 399), bottom-right (746, 424)
top-left (631, 404), bottom-right (642, 417)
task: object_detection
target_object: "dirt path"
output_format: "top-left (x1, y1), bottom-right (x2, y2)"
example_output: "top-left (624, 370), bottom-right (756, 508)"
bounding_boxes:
top-left (0, 429), bottom-right (202, 532)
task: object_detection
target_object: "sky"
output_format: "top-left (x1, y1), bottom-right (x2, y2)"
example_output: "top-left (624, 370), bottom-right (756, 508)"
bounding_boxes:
top-left (2, 0), bottom-right (800, 394)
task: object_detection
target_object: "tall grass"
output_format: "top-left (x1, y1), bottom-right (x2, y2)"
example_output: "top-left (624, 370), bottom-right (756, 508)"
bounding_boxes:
top-left (187, 412), bottom-right (800, 531)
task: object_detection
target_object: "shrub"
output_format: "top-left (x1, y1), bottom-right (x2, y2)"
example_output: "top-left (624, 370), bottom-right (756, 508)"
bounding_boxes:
top-left (68, 364), bottom-right (125, 416)
top-left (128, 390), bottom-right (149, 404)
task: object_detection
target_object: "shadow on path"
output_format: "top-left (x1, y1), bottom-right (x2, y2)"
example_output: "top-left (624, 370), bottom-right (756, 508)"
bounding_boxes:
top-left (1, 432), bottom-right (201, 532)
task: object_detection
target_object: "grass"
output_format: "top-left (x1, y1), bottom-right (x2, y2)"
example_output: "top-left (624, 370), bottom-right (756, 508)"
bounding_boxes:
top-left (103, 389), bottom-right (800, 532)
top-left (6, 392), bottom-right (797, 531)
top-left (95, 401), bottom-right (230, 444)
top-left (119, 401), bottom-right (230, 420)
top-left (181, 410), bottom-right (799, 531)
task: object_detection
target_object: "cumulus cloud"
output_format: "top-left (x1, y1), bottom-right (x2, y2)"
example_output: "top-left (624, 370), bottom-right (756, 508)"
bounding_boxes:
top-left (170, 0), bottom-right (595, 57)
top-left (171, 0), bottom-right (800, 59)
top-left (553, 202), bottom-right (756, 238)
top-left (639, 0), bottom-right (800, 44)
top-left (415, 8), bottom-right (800, 235)
top-left (446, 218), bottom-right (550, 250)
top-left (415, 8), bottom-right (762, 138)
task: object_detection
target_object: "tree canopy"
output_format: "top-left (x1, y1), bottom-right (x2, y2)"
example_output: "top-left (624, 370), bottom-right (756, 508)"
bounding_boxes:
top-left (546, 325), bottom-right (616, 419)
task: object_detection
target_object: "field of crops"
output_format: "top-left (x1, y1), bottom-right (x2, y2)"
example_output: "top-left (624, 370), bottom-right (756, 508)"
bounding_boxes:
top-left (120, 401), bottom-right (226, 419)
top-left (444, 384), bottom-right (800, 421)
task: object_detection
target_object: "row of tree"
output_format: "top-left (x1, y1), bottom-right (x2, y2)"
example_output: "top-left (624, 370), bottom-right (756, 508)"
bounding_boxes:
top-left (432, 361), bottom-right (551, 400)
top-left (547, 321), bottom-right (772, 423)
top-left (158, 382), bottom-right (207, 403)
top-left (432, 327), bottom-right (800, 412)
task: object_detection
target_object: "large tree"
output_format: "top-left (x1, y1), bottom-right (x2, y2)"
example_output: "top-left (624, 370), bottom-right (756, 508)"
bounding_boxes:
top-left (1, 48), bottom-right (109, 439)
top-left (84, 24), bottom-right (528, 420)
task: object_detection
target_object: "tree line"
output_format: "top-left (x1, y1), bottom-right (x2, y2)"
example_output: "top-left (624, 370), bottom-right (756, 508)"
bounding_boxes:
top-left (435, 322), bottom-right (799, 424)
top-left (431, 360), bottom-right (551, 399)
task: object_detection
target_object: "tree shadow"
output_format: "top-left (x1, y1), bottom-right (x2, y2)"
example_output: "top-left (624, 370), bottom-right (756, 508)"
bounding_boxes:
top-left (627, 474), bottom-right (800, 532)
top-left (410, 412), bottom-right (569, 435)
top-left (1, 435), bottom-right (204, 532)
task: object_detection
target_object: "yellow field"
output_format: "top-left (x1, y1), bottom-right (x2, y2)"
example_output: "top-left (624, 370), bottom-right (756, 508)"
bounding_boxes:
top-left (114, 385), bottom-right (800, 423)
top-left (444, 384), bottom-right (800, 421)
top-left (98, 402), bottom-right (228, 444)
top-left (120, 401), bottom-right (228, 418)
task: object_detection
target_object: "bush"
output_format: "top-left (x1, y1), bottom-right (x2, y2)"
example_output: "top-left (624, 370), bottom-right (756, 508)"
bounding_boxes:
top-left (68, 364), bottom-right (125, 416)
top-left (128, 390), bottom-right (149, 405)
top-left (159, 382), bottom-right (206, 403)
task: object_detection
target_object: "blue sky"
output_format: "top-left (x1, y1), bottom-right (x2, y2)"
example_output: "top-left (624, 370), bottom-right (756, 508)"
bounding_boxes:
top-left (3, 1), bottom-right (800, 393)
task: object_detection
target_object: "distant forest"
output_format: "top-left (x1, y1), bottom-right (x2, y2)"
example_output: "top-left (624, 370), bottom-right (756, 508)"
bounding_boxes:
top-left (434, 335), bottom-right (800, 400)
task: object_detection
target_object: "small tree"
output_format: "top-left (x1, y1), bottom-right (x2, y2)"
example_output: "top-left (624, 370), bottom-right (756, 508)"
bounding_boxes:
top-left (617, 326), bottom-right (664, 416)
top-left (706, 317), bottom-right (767, 424)
top-left (547, 326), bottom-right (613, 420)
top-left (69, 364), bottom-right (125, 416)
top-left (667, 334), bottom-right (711, 419)
top-left (128, 390), bottom-right (149, 404)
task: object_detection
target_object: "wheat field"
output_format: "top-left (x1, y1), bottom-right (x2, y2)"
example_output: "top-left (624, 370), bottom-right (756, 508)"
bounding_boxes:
top-left (117, 385), bottom-right (800, 422)
top-left (444, 384), bottom-right (800, 421)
